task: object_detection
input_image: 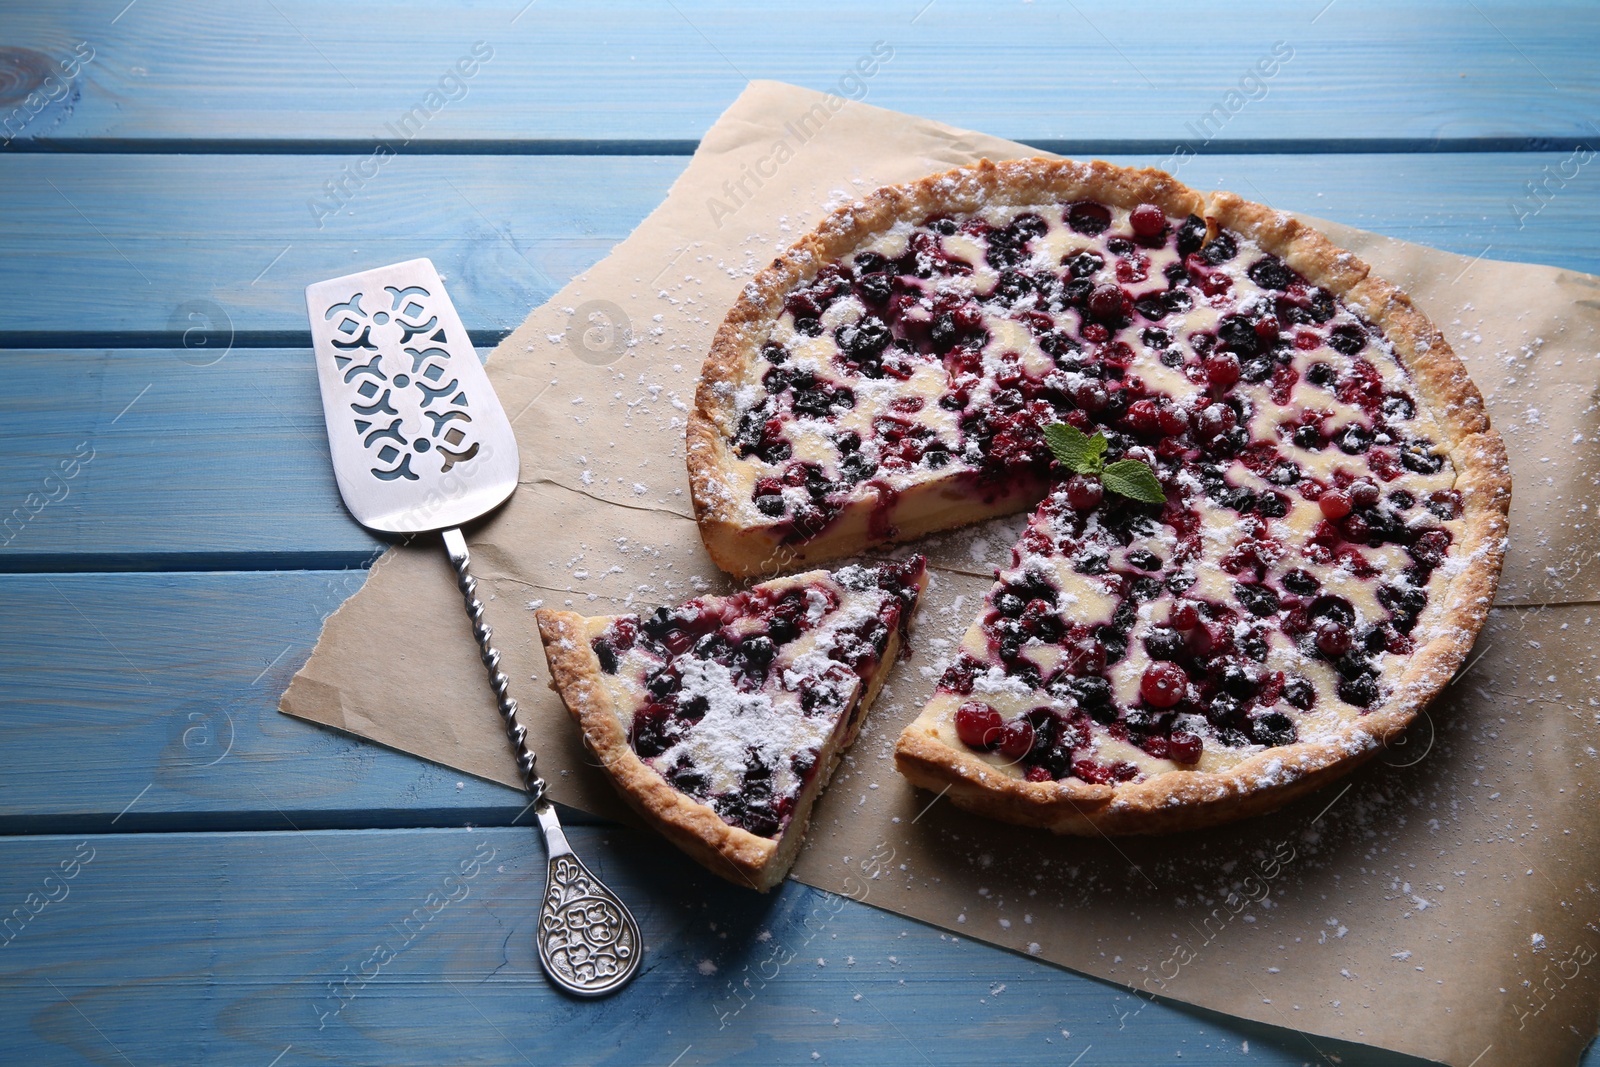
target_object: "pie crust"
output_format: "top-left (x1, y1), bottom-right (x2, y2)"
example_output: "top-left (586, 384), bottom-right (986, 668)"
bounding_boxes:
top-left (537, 560), bottom-right (926, 889)
top-left (687, 158), bottom-right (1510, 834)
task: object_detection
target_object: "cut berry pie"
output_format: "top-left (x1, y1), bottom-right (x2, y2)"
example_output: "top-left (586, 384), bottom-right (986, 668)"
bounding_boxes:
top-left (687, 158), bottom-right (1508, 834)
top-left (536, 557), bottom-right (925, 889)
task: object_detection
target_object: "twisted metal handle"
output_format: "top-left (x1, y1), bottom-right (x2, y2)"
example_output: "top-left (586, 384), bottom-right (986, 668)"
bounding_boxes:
top-left (442, 527), bottom-right (546, 805)
top-left (440, 527), bottom-right (641, 997)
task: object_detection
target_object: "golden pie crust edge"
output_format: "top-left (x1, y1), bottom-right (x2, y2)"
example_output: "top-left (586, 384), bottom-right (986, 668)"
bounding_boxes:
top-left (686, 157), bottom-right (1510, 834)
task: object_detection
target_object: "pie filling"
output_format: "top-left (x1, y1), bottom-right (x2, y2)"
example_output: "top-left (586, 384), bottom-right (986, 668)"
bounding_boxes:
top-left (718, 196), bottom-right (1466, 786)
top-left (589, 557), bottom-right (925, 837)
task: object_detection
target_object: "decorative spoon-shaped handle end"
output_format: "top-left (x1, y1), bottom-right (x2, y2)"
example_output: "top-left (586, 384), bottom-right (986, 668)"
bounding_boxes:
top-left (535, 803), bottom-right (642, 997)
top-left (442, 527), bottom-right (642, 997)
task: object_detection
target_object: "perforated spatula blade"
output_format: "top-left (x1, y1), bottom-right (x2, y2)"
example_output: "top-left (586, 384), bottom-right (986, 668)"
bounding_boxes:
top-left (306, 258), bottom-right (640, 998)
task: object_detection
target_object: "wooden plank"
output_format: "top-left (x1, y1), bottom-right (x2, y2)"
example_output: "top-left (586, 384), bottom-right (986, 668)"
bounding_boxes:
top-left (1, 151), bottom-right (1598, 343)
top-left (0, 571), bottom-right (542, 833)
top-left (0, 154), bottom-right (684, 338)
top-left (0, 348), bottom-right (379, 571)
top-left (0, 826), bottom-right (1450, 1066)
top-left (1, 1), bottom-right (1594, 148)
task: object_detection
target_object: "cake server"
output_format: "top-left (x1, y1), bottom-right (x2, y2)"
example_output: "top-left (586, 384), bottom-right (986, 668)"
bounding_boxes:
top-left (306, 258), bottom-right (640, 997)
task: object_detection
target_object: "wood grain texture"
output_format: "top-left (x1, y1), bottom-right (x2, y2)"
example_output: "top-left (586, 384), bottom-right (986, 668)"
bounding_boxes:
top-left (0, 826), bottom-right (1447, 1067)
top-left (0, 0), bottom-right (1592, 146)
top-left (0, 348), bottom-right (380, 571)
top-left (2, 152), bottom-right (1599, 342)
top-left (0, 154), bottom-right (682, 338)
top-left (0, 571), bottom-right (544, 833)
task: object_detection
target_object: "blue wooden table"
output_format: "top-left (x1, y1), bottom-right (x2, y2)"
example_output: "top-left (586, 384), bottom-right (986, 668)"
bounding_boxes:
top-left (3, 3), bottom-right (1597, 1063)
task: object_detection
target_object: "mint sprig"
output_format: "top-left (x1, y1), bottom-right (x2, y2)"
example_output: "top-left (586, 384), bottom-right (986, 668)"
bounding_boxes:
top-left (1044, 423), bottom-right (1166, 505)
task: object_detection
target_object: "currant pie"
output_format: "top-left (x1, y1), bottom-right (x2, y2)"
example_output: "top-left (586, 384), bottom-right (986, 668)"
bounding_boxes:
top-left (687, 158), bottom-right (1508, 833)
top-left (536, 557), bottom-right (925, 889)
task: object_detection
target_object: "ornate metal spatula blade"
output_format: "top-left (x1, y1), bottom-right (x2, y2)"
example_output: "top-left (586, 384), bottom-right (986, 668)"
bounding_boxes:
top-left (306, 259), bottom-right (642, 997)
top-left (305, 258), bottom-right (518, 536)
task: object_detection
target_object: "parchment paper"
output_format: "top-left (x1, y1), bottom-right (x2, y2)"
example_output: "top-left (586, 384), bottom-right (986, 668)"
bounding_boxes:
top-left (281, 82), bottom-right (1600, 1066)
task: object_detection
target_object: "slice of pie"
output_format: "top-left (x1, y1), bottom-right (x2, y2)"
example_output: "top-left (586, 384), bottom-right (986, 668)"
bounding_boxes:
top-left (687, 158), bottom-right (1509, 833)
top-left (536, 557), bottom-right (926, 890)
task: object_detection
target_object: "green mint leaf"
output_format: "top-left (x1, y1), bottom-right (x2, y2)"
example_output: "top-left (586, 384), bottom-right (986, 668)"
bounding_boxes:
top-left (1084, 430), bottom-right (1108, 469)
top-left (1101, 459), bottom-right (1166, 504)
top-left (1044, 423), bottom-right (1093, 473)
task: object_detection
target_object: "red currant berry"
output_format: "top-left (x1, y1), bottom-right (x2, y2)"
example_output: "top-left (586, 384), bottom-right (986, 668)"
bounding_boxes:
top-left (1313, 618), bottom-right (1353, 657)
top-left (1195, 402), bottom-right (1237, 446)
top-left (1024, 765), bottom-right (1053, 782)
top-left (1140, 662), bottom-right (1188, 708)
top-left (1126, 398), bottom-right (1163, 435)
top-left (1115, 258), bottom-right (1148, 283)
top-left (1166, 730), bottom-right (1203, 764)
top-left (955, 701), bottom-right (1003, 750)
top-left (1088, 283), bottom-right (1130, 319)
top-left (1369, 449), bottom-right (1401, 481)
top-left (1341, 513), bottom-right (1373, 543)
top-left (1412, 528), bottom-right (1451, 567)
top-left (1169, 600), bottom-right (1201, 631)
top-left (1066, 475), bottom-right (1104, 511)
top-left (1319, 490), bottom-right (1352, 520)
top-left (1157, 405), bottom-right (1189, 436)
top-left (1130, 203), bottom-right (1167, 237)
top-left (1348, 480), bottom-right (1380, 508)
top-left (1254, 315), bottom-right (1281, 341)
top-left (1204, 352), bottom-right (1241, 389)
top-left (1187, 620), bottom-right (1232, 658)
top-left (1073, 380), bottom-right (1109, 412)
top-left (998, 718), bottom-right (1036, 759)
top-left (1061, 635), bottom-right (1107, 677)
